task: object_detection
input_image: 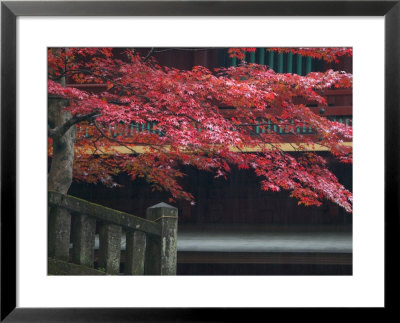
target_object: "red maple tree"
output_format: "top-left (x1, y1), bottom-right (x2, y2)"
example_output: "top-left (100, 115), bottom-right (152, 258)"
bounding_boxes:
top-left (48, 48), bottom-right (353, 212)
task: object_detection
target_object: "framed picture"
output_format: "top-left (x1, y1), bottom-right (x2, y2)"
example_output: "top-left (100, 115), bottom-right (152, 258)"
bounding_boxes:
top-left (1, 1), bottom-right (398, 321)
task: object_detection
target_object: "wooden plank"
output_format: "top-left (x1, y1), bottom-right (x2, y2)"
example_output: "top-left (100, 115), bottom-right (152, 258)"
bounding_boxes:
top-left (98, 223), bottom-right (122, 274)
top-left (296, 54), bottom-right (302, 75)
top-left (125, 230), bottom-right (146, 275)
top-left (87, 142), bottom-right (352, 154)
top-left (306, 56), bottom-right (312, 74)
top-left (309, 106), bottom-right (352, 116)
top-left (324, 88), bottom-right (352, 96)
top-left (258, 48), bottom-right (265, 65)
top-left (287, 52), bottom-right (293, 73)
top-left (277, 53), bottom-right (284, 73)
top-left (48, 191), bottom-right (161, 236)
top-left (268, 51), bottom-right (274, 70)
top-left (249, 50), bottom-right (256, 63)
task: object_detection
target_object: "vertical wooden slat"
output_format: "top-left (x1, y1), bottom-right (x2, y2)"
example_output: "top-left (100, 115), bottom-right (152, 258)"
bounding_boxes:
top-left (98, 223), bottom-right (121, 274)
top-left (261, 120), bottom-right (265, 134)
top-left (71, 214), bottom-right (96, 267)
top-left (277, 53), bottom-right (284, 73)
top-left (249, 50), bottom-right (256, 63)
top-left (48, 207), bottom-right (71, 261)
top-left (268, 51), bottom-right (274, 70)
top-left (125, 230), bottom-right (147, 275)
top-left (241, 51), bottom-right (247, 64)
top-left (306, 56), bottom-right (312, 75)
top-left (296, 55), bottom-right (302, 75)
top-left (287, 52), bottom-right (293, 73)
top-left (259, 48), bottom-right (265, 65)
top-left (125, 124), bottom-right (129, 137)
top-left (231, 56), bottom-right (237, 67)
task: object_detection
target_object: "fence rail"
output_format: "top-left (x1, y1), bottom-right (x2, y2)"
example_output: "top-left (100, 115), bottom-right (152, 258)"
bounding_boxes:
top-left (48, 191), bottom-right (178, 275)
top-left (93, 115), bottom-right (352, 140)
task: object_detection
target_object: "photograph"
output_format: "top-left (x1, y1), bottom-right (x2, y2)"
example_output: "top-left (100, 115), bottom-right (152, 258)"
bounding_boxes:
top-left (2, 0), bottom-right (397, 319)
top-left (47, 47), bottom-right (353, 276)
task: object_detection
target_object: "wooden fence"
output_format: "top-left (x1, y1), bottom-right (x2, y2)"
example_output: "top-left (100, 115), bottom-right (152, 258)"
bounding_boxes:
top-left (48, 191), bottom-right (178, 275)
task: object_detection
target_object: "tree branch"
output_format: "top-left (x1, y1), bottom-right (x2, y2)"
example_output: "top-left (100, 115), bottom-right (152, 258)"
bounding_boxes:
top-left (48, 110), bottom-right (100, 139)
top-left (144, 48), bottom-right (155, 62)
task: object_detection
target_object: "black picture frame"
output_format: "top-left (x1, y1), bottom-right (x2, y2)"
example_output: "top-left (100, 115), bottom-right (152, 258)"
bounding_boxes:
top-left (1, 1), bottom-right (399, 321)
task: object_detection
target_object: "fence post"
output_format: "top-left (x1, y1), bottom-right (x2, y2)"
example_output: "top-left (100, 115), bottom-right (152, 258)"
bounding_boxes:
top-left (125, 230), bottom-right (146, 275)
top-left (48, 207), bottom-right (71, 261)
top-left (71, 214), bottom-right (96, 267)
top-left (145, 202), bottom-right (178, 275)
top-left (98, 223), bottom-right (122, 274)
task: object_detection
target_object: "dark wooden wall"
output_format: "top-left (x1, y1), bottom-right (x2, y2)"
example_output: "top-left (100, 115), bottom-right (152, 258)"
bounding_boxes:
top-left (68, 156), bottom-right (352, 226)
top-left (134, 47), bottom-right (352, 73)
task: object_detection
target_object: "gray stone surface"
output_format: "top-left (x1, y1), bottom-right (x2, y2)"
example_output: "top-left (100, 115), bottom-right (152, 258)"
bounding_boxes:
top-left (87, 229), bottom-right (351, 254)
top-left (98, 223), bottom-right (122, 274)
top-left (146, 203), bottom-right (178, 275)
top-left (48, 258), bottom-right (106, 276)
top-left (176, 231), bottom-right (352, 253)
top-left (125, 230), bottom-right (146, 275)
top-left (71, 214), bottom-right (96, 267)
top-left (48, 207), bottom-right (71, 261)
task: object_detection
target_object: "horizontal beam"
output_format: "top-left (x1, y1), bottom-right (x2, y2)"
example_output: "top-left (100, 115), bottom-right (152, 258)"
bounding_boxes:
top-left (5, 1), bottom-right (395, 17)
top-left (309, 106), bottom-right (352, 116)
top-left (79, 142), bottom-right (352, 155)
top-left (177, 251), bottom-right (352, 265)
top-left (324, 89), bottom-right (352, 96)
top-left (48, 191), bottom-right (161, 236)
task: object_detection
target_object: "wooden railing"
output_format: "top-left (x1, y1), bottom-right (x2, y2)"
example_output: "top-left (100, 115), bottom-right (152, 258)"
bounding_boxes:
top-left (229, 49), bottom-right (321, 75)
top-left (92, 88), bottom-right (352, 139)
top-left (48, 191), bottom-right (178, 275)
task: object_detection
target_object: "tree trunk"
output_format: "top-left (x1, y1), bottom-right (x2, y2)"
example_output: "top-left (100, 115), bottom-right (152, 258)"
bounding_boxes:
top-left (48, 91), bottom-right (76, 259)
top-left (48, 96), bottom-right (76, 194)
